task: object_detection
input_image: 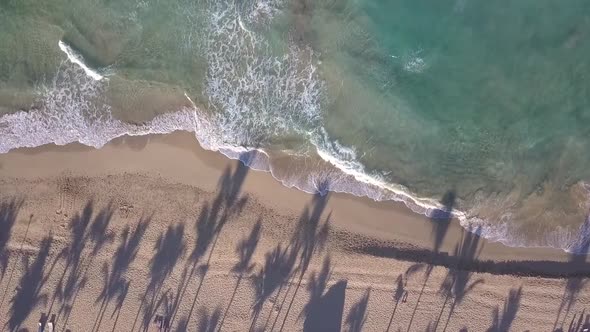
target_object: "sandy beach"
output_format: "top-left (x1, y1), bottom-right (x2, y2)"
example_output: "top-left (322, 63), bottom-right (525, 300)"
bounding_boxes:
top-left (0, 131), bottom-right (588, 332)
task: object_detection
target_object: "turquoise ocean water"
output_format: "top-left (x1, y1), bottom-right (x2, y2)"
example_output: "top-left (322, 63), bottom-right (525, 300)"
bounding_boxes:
top-left (1, 0), bottom-right (590, 251)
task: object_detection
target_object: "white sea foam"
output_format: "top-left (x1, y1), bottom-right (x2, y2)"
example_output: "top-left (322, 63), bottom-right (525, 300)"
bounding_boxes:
top-left (404, 56), bottom-right (427, 73)
top-left (401, 49), bottom-right (428, 73)
top-left (203, 0), bottom-right (322, 148)
top-left (0, 43), bottom-right (196, 152)
top-left (245, 0), bottom-right (284, 25)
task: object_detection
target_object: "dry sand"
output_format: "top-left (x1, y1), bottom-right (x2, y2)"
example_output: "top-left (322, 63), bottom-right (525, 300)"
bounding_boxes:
top-left (0, 132), bottom-right (588, 332)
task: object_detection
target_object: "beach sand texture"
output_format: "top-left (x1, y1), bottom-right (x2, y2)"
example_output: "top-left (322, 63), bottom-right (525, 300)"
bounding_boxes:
top-left (0, 132), bottom-right (589, 332)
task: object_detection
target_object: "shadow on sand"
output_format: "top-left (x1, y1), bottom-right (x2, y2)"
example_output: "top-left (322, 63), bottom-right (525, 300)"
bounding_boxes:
top-left (553, 219), bottom-right (590, 331)
top-left (345, 288), bottom-right (371, 332)
top-left (302, 256), bottom-right (346, 332)
top-left (430, 191), bottom-right (456, 254)
top-left (134, 222), bottom-right (187, 331)
top-left (0, 198), bottom-right (24, 280)
top-left (344, 222), bottom-right (590, 279)
top-left (435, 225), bottom-right (484, 332)
top-left (250, 180), bottom-right (331, 332)
top-left (197, 306), bottom-right (222, 332)
top-left (94, 157), bottom-right (252, 332)
top-left (156, 155), bottom-right (251, 331)
top-left (556, 309), bottom-right (590, 332)
top-left (6, 235), bottom-right (54, 332)
top-left (385, 274), bottom-right (407, 332)
top-left (405, 191), bottom-right (456, 332)
top-left (9, 163), bottom-right (590, 332)
top-left (0, 198), bottom-right (27, 314)
top-left (487, 286), bottom-right (522, 332)
top-left (217, 219), bottom-right (262, 331)
top-left (50, 201), bottom-right (116, 331)
top-left (93, 215), bottom-right (150, 332)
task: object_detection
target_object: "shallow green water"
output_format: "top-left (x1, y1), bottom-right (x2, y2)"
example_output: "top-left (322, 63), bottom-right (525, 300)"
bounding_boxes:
top-left (1, 0), bottom-right (590, 250)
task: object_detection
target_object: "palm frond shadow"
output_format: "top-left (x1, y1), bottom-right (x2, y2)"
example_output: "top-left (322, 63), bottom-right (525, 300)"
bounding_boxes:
top-left (487, 286), bottom-right (522, 332)
top-left (250, 180), bottom-right (332, 331)
top-left (7, 235), bottom-right (54, 332)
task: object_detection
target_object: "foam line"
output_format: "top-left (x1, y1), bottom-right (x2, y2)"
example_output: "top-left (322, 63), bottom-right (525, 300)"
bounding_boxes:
top-left (58, 40), bottom-right (104, 81)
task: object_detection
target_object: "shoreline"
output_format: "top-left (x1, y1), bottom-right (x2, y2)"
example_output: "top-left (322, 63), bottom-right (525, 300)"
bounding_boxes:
top-left (1, 81), bottom-right (585, 253)
top-left (0, 131), bottom-right (577, 265)
top-left (1, 131), bottom-right (589, 331)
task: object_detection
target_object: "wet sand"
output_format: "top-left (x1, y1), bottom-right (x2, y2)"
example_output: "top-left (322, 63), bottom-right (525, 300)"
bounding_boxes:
top-left (0, 131), bottom-right (588, 331)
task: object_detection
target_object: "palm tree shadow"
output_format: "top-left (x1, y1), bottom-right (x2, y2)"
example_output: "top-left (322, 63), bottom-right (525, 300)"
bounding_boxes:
top-left (93, 216), bottom-right (151, 332)
top-left (407, 190), bottom-right (455, 332)
top-left (436, 226), bottom-right (484, 332)
top-left (7, 235), bottom-right (54, 332)
top-left (269, 179), bottom-right (332, 331)
top-left (292, 183), bottom-right (331, 278)
top-left (49, 200), bottom-right (94, 318)
top-left (136, 222), bottom-right (186, 331)
top-left (487, 286), bottom-right (522, 332)
top-left (197, 306), bottom-right (222, 332)
top-left (233, 220), bottom-right (262, 275)
top-left (250, 243), bottom-right (297, 331)
top-left (0, 198), bottom-right (24, 280)
top-left (148, 224), bottom-right (187, 294)
top-left (345, 288), bottom-right (371, 332)
top-left (175, 157), bottom-right (251, 327)
top-left (175, 317), bottom-right (189, 332)
top-left (430, 191), bottom-right (456, 254)
top-left (190, 156), bottom-right (251, 268)
top-left (58, 202), bottom-right (117, 329)
top-left (218, 220), bottom-right (262, 331)
top-left (301, 256), bottom-right (352, 332)
top-left (109, 279), bottom-right (131, 331)
top-left (405, 261), bottom-right (434, 332)
top-left (303, 277), bottom-right (347, 332)
top-left (250, 179), bottom-right (332, 332)
top-left (386, 274), bottom-right (407, 332)
top-left (554, 218), bottom-right (590, 331)
top-left (301, 256), bottom-right (332, 322)
top-left (556, 309), bottom-right (590, 332)
top-left (88, 202), bottom-right (116, 255)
